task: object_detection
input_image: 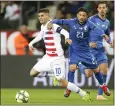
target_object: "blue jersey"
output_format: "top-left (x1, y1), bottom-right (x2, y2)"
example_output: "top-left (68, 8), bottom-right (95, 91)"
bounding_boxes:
top-left (89, 14), bottom-right (110, 52)
top-left (52, 18), bottom-right (105, 53)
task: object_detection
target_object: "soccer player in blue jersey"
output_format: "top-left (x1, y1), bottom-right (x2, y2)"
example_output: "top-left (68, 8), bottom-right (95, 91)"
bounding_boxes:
top-left (48, 7), bottom-right (111, 97)
top-left (89, 2), bottom-right (113, 100)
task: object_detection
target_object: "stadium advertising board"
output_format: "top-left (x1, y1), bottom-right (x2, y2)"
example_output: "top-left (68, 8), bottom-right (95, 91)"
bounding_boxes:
top-left (0, 31), bottom-right (114, 56)
top-left (1, 56), bottom-right (114, 89)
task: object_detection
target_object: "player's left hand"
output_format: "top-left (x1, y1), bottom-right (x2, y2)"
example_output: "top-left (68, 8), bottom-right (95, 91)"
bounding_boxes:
top-left (65, 38), bottom-right (72, 44)
top-left (89, 42), bottom-right (97, 48)
top-left (28, 43), bottom-right (35, 52)
top-left (103, 35), bottom-right (109, 42)
top-left (109, 42), bottom-right (114, 48)
top-left (47, 22), bottom-right (53, 30)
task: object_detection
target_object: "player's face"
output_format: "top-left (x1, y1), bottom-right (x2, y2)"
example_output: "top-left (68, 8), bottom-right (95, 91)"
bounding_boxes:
top-left (97, 4), bottom-right (107, 16)
top-left (77, 11), bottom-right (88, 23)
top-left (38, 12), bottom-right (49, 24)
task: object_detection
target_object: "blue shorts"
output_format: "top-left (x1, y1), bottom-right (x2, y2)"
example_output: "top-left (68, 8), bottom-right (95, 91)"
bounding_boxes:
top-left (69, 51), bottom-right (98, 69)
top-left (91, 50), bottom-right (108, 66)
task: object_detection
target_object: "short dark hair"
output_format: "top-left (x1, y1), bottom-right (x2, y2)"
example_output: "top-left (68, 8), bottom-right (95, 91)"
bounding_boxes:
top-left (38, 8), bottom-right (49, 13)
top-left (77, 7), bottom-right (88, 15)
top-left (97, 1), bottom-right (107, 7)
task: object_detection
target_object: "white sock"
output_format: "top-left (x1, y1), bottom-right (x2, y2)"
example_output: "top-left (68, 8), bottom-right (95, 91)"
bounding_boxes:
top-left (67, 82), bottom-right (86, 97)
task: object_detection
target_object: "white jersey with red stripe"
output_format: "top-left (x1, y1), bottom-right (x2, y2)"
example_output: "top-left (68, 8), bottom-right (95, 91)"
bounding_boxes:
top-left (29, 21), bottom-right (69, 80)
top-left (41, 22), bottom-right (64, 57)
top-left (29, 21), bottom-right (69, 57)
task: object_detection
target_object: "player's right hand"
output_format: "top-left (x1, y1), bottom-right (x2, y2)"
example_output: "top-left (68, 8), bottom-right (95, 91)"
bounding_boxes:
top-left (65, 38), bottom-right (72, 45)
top-left (89, 42), bottom-right (97, 48)
top-left (103, 35), bottom-right (109, 42)
top-left (47, 22), bottom-right (53, 30)
top-left (28, 45), bottom-right (35, 52)
top-left (109, 42), bottom-right (114, 48)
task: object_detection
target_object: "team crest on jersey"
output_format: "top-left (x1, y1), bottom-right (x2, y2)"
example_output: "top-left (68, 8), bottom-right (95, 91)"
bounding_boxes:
top-left (102, 24), bottom-right (107, 29)
top-left (79, 27), bottom-right (83, 30)
top-left (102, 24), bottom-right (105, 27)
top-left (73, 25), bottom-right (77, 30)
top-left (96, 23), bottom-right (100, 26)
top-left (84, 25), bottom-right (88, 32)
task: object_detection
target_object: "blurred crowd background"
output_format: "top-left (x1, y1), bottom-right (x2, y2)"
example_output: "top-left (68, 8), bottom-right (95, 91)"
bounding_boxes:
top-left (0, 1), bottom-right (114, 30)
top-left (0, 1), bottom-right (114, 56)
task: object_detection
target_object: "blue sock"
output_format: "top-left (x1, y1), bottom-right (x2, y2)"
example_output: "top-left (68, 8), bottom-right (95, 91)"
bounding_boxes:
top-left (102, 74), bottom-right (107, 84)
top-left (68, 71), bottom-right (75, 83)
top-left (78, 62), bottom-right (86, 75)
top-left (94, 72), bottom-right (104, 85)
top-left (98, 74), bottom-right (107, 95)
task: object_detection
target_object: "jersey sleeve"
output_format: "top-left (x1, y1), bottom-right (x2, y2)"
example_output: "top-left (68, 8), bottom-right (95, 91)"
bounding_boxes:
top-left (88, 16), bottom-right (96, 23)
top-left (105, 21), bottom-right (110, 35)
top-left (88, 19), bottom-right (105, 37)
top-left (29, 31), bottom-right (43, 46)
top-left (53, 24), bottom-right (69, 39)
top-left (51, 19), bottom-right (70, 26)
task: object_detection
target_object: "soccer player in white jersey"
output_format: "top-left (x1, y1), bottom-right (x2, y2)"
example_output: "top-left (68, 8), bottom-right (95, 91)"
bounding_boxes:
top-left (29, 8), bottom-right (91, 102)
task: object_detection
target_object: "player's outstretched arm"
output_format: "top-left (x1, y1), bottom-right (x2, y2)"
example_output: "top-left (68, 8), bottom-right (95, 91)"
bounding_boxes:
top-left (47, 19), bottom-right (70, 30)
top-left (105, 22), bottom-right (113, 48)
top-left (53, 24), bottom-right (72, 45)
top-left (88, 19), bottom-right (110, 43)
top-left (89, 19), bottom-right (113, 48)
top-left (28, 31), bottom-right (43, 52)
top-left (51, 19), bottom-right (70, 25)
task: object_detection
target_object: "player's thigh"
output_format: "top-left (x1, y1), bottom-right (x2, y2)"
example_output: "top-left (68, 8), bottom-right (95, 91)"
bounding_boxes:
top-left (96, 52), bottom-right (108, 74)
top-left (99, 63), bottom-right (108, 74)
top-left (33, 55), bottom-right (51, 72)
top-left (69, 52), bottom-right (78, 72)
top-left (80, 53), bottom-right (98, 74)
top-left (81, 53), bottom-right (98, 69)
top-left (96, 52), bottom-right (108, 66)
top-left (52, 59), bottom-right (65, 80)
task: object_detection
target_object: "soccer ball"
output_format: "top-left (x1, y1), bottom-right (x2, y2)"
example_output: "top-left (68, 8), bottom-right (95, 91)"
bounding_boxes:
top-left (15, 90), bottom-right (29, 103)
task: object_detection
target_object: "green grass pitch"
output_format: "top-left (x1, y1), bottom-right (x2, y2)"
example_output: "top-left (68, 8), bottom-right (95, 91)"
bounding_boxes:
top-left (1, 89), bottom-right (114, 105)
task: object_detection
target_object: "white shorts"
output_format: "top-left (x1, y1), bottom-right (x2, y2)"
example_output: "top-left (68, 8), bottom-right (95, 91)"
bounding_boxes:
top-left (33, 54), bottom-right (66, 80)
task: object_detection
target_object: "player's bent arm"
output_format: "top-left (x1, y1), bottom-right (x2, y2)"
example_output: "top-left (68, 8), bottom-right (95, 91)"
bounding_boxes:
top-left (88, 18), bottom-right (113, 47)
top-left (88, 19), bottom-right (108, 39)
top-left (105, 22), bottom-right (112, 45)
top-left (51, 19), bottom-right (70, 25)
top-left (53, 24), bottom-right (72, 44)
top-left (59, 28), bottom-right (72, 44)
top-left (29, 31), bottom-right (43, 47)
top-left (53, 24), bottom-right (69, 38)
top-left (48, 19), bottom-right (71, 30)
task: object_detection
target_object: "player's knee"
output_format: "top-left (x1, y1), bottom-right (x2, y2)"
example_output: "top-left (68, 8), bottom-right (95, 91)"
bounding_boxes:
top-left (30, 68), bottom-right (39, 77)
top-left (69, 65), bottom-right (77, 72)
top-left (85, 71), bottom-right (93, 78)
top-left (101, 70), bottom-right (107, 75)
top-left (100, 67), bottom-right (107, 74)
